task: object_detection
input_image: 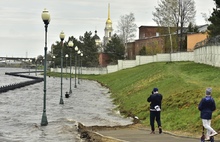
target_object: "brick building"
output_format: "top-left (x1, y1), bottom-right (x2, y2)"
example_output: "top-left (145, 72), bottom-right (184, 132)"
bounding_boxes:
top-left (127, 25), bottom-right (208, 59)
top-left (127, 26), bottom-right (170, 59)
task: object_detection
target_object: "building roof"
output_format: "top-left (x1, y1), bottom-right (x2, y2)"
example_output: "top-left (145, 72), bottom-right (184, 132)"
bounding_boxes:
top-left (93, 30), bottom-right (100, 40)
top-left (139, 24), bottom-right (208, 33)
top-left (197, 24), bottom-right (208, 32)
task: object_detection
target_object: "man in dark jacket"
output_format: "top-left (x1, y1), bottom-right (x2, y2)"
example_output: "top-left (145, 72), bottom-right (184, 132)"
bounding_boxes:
top-left (147, 88), bottom-right (163, 134)
top-left (198, 88), bottom-right (218, 140)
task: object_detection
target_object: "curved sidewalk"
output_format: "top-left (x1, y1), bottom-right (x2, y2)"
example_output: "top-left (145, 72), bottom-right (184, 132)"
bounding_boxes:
top-left (80, 123), bottom-right (220, 142)
top-left (97, 128), bottom-right (200, 142)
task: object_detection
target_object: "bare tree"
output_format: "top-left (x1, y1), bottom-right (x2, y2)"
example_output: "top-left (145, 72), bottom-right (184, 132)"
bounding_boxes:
top-left (153, 0), bottom-right (196, 51)
top-left (179, 0), bottom-right (196, 51)
top-left (153, 0), bottom-right (179, 27)
top-left (153, 0), bottom-right (179, 54)
top-left (117, 12), bottom-right (137, 59)
top-left (201, 11), bottom-right (212, 24)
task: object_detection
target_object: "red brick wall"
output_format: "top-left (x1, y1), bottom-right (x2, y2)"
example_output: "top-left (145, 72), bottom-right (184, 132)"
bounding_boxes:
top-left (135, 37), bottom-right (165, 55)
top-left (99, 53), bottom-right (109, 67)
top-left (139, 26), bottom-right (161, 39)
top-left (125, 25), bottom-right (206, 60)
top-left (127, 42), bottom-right (135, 59)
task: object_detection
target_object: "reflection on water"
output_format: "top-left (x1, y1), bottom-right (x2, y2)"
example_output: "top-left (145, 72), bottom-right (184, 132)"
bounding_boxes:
top-left (0, 68), bottom-right (132, 142)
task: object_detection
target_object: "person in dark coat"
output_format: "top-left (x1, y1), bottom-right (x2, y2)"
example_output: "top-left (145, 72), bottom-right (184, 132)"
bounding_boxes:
top-left (147, 88), bottom-right (163, 134)
top-left (198, 88), bottom-right (218, 140)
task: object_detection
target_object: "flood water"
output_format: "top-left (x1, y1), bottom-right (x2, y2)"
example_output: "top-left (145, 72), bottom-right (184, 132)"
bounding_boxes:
top-left (0, 68), bottom-right (132, 142)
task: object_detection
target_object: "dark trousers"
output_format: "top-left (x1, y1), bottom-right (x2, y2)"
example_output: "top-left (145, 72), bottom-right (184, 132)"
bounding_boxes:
top-left (150, 111), bottom-right (161, 131)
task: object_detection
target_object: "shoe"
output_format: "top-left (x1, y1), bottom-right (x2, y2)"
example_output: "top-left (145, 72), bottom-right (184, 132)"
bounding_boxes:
top-left (210, 132), bottom-right (218, 137)
top-left (150, 131), bottom-right (155, 134)
top-left (159, 127), bottom-right (162, 134)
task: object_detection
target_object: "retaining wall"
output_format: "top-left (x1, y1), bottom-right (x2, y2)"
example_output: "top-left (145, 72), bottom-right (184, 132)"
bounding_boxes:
top-left (51, 45), bottom-right (218, 74)
top-left (0, 71), bottom-right (44, 93)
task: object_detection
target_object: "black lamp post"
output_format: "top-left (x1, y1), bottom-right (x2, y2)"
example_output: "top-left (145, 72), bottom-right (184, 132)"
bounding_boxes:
top-left (29, 59), bottom-right (31, 75)
top-left (77, 50), bottom-right (81, 84)
top-left (35, 57), bottom-right (37, 76)
top-left (53, 56), bottom-right (55, 69)
top-left (74, 46), bottom-right (78, 88)
top-left (65, 54), bottom-right (68, 77)
top-left (59, 31), bottom-right (65, 105)
top-left (80, 52), bottom-right (83, 83)
top-left (68, 40), bottom-right (74, 94)
top-left (41, 8), bottom-right (50, 126)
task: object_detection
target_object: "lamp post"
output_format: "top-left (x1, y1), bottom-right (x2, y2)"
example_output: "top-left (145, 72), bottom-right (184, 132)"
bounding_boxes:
top-left (59, 31), bottom-right (65, 105)
top-left (53, 56), bottom-right (55, 69)
top-left (28, 59), bottom-right (31, 75)
top-left (74, 46), bottom-right (78, 88)
top-left (80, 52), bottom-right (83, 83)
top-left (35, 57), bottom-right (37, 76)
top-left (65, 54), bottom-right (68, 76)
top-left (41, 8), bottom-right (50, 126)
top-left (77, 50), bottom-right (81, 84)
top-left (68, 40), bottom-right (74, 94)
top-left (26, 59), bottom-right (28, 71)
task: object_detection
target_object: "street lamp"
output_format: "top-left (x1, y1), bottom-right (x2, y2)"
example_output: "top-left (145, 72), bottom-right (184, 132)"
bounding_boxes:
top-left (26, 59), bottom-right (29, 70)
top-left (29, 59), bottom-right (31, 75)
top-left (41, 8), bottom-right (50, 126)
top-left (53, 56), bottom-right (55, 69)
top-left (77, 50), bottom-right (81, 84)
top-left (80, 52), bottom-right (83, 83)
top-left (35, 57), bottom-right (37, 76)
top-left (68, 40), bottom-right (74, 94)
top-left (59, 31), bottom-right (65, 105)
top-left (65, 54), bottom-right (68, 76)
top-left (74, 46), bottom-right (78, 88)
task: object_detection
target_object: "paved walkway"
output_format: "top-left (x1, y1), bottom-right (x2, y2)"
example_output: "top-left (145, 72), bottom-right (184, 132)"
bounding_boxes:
top-left (96, 127), bottom-right (220, 142)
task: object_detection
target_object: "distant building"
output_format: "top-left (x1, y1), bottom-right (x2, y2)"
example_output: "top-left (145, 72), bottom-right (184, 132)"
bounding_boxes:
top-left (127, 26), bottom-right (168, 59)
top-left (95, 3), bottom-right (112, 67)
top-left (103, 3), bottom-right (113, 46)
top-left (93, 30), bottom-right (102, 52)
top-left (95, 5), bottom-right (208, 65)
top-left (187, 32), bottom-right (208, 51)
top-left (126, 25), bottom-right (209, 59)
top-left (187, 24), bottom-right (208, 51)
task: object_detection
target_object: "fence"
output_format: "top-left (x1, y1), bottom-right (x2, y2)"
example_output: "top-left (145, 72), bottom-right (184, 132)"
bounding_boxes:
top-left (51, 45), bottom-right (220, 74)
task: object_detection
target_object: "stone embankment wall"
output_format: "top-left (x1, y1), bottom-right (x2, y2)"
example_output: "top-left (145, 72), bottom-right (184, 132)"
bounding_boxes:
top-left (51, 45), bottom-right (218, 74)
top-left (0, 71), bottom-right (44, 93)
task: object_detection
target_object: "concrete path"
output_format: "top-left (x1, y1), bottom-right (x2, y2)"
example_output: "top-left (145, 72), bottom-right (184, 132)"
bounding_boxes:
top-left (97, 127), bottom-right (220, 142)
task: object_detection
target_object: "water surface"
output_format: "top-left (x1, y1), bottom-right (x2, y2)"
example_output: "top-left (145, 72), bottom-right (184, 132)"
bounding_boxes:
top-left (0, 68), bottom-right (132, 142)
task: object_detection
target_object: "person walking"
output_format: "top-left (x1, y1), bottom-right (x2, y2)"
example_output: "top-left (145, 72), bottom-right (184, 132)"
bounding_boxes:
top-left (198, 88), bottom-right (218, 140)
top-left (147, 87), bottom-right (163, 134)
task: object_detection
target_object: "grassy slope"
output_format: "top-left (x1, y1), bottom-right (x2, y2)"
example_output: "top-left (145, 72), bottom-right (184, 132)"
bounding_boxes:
top-left (48, 61), bottom-right (220, 134)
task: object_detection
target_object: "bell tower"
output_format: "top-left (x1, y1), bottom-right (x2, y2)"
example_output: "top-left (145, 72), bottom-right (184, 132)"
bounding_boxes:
top-left (103, 3), bottom-right (113, 46)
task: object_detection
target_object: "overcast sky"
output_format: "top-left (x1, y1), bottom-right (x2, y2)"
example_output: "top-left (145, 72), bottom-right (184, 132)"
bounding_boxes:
top-left (0, 0), bottom-right (215, 58)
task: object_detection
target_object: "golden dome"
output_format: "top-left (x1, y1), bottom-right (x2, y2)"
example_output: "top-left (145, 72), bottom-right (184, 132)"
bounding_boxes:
top-left (106, 18), bottom-right (112, 24)
top-left (106, 3), bottom-right (112, 24)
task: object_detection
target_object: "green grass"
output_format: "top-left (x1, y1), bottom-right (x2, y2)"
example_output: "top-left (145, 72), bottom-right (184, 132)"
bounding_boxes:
top-left (47, 61), bottom-right (220, 134)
